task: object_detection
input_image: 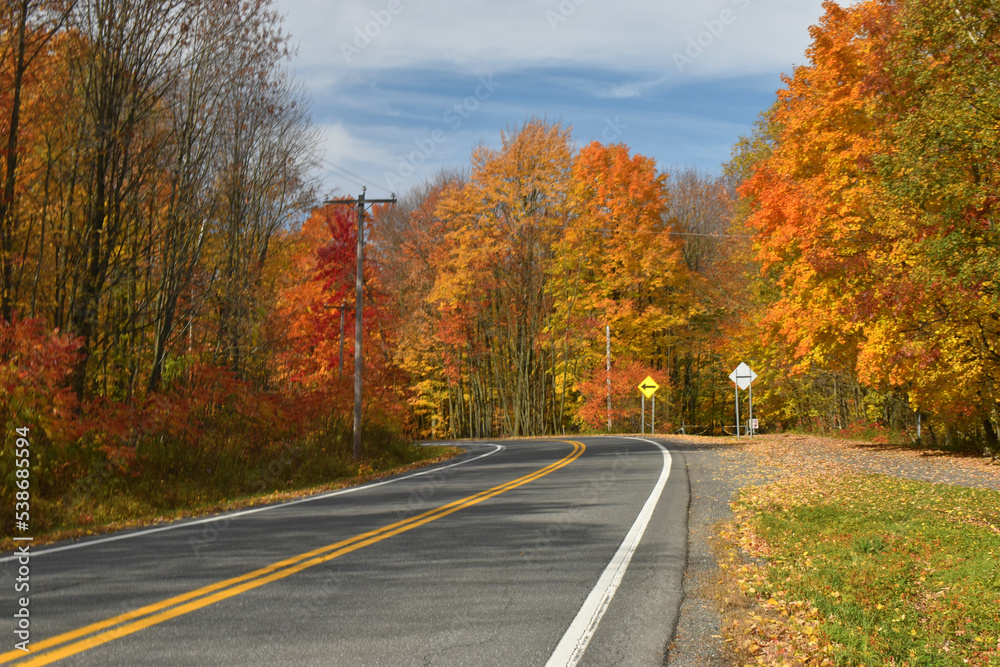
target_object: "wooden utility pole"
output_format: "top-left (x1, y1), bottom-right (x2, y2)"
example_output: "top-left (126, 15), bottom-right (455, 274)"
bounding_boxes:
top-left (322, 303), bottom-right (348, 376)
top-left (606, 324), bottom-right (611, 432)
top-left (324, 187), bottom-right (397, 460)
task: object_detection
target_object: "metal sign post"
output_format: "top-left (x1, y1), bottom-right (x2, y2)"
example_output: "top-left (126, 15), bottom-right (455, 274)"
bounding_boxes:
top-left (729, 363), bottom-right (758, 439)
top-left (734, 381), bottom-right (740, 439)
top-left (638, 376), bottom-right (659, 436)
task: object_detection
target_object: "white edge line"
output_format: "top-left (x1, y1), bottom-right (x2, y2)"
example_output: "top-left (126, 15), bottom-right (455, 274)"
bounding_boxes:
top-left (545, 437), bottom-right (672, 667)
top-left (0, 444), bottom-right (504, 563)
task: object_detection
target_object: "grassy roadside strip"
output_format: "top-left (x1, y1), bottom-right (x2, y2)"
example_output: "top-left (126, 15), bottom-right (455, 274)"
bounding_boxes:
top-left (1, 444), bottom-right (461, 552)
top-left (713, 472), bottom-right (1000, 666)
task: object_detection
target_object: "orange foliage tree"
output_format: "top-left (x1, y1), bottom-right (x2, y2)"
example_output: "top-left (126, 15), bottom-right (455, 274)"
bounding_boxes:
top-left (556, 141), bottom-right (691, 430)
top-left (735, 0), bottom-right (1000, 449)
top-left (386, 119), bottom-right (698, 438)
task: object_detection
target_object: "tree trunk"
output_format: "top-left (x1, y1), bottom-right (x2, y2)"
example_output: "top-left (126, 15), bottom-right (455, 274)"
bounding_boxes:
top-left (1, 0), bottom-right (29, 323)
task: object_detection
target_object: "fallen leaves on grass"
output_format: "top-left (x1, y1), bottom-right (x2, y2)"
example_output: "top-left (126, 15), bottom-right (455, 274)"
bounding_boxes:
top-left (712, 519), bottom-right (836, 666)
top-left (715, 468), bottom-right (1000, 666)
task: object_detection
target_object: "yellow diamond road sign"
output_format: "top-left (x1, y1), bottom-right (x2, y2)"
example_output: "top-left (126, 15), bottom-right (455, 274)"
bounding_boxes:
top-left (638, 376), bottom-right (659, 399)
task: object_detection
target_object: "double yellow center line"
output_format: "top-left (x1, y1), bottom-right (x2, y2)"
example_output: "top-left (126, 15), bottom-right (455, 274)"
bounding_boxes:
top-left (2, 441), bottom-right (585, 666)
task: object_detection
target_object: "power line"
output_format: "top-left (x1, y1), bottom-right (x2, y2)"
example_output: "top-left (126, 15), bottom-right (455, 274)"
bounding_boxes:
top-left (322, 160), bottom-right (370, 187)
top-left (470, 219), bottom-right (795, 240)
top-left (327, 162), bottom-right (386, 192)
top-left (499, 219), bottom-right (866, 242)
top-left (320, 163), bottom-right (367, 192)
top-left (322, 159), bottom-right (391, 196)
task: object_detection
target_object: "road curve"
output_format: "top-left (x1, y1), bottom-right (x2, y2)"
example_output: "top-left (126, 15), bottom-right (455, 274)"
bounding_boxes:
top-left (1, 437), bottom-right (688, 666)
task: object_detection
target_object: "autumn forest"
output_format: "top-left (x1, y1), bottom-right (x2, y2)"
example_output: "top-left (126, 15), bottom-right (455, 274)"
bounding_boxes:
top-left (2, 0), bottom-right (998, 533)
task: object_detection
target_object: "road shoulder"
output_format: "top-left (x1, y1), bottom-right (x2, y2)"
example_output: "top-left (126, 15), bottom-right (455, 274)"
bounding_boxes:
top-left (663, 433), bottom-right (1000, 666)
top-left (663, 438), bottom-right (777, 666)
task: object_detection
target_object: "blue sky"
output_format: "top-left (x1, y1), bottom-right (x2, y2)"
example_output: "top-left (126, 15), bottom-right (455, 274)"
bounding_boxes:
top-left (274, 0), bottom-right (828, 199)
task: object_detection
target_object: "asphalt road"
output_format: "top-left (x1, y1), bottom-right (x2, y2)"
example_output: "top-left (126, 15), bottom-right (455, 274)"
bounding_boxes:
top-left (1, 436), bottom-right (689, 666)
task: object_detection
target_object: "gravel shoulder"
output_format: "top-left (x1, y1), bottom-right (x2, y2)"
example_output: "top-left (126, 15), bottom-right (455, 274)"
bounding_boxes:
top-left (662, 433), bottom-right (1000, 666)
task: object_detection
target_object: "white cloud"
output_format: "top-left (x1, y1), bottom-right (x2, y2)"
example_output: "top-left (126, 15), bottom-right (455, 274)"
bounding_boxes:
top-left (279, 0), bottom-right (824, 84)
top-left (277, 0), bottom-right (828, 195)
top-left (318, 122), bottom-right (390, 166)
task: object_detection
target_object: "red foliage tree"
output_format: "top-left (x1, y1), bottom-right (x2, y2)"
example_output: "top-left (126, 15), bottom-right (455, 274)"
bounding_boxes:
top-left (271, 203), bottom-right (410, 429)
top-left (575, 358), bottom-right (667, 432)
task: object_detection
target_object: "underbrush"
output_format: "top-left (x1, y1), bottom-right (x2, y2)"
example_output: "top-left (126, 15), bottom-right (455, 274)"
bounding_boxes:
top-left (832, 422), bottom-right (899, 446)
top-left (2, 410), bottom-right (455, 549)
top-left (1, 327), bottom-right (456, 547)
top-left (715, 473), bottom-right (1000, 665)
top-left (814, 421), bottom-right (993, 457)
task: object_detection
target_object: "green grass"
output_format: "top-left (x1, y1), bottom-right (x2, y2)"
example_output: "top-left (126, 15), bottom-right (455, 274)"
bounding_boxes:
top-left (733, 474), bottom-right (1000, 665)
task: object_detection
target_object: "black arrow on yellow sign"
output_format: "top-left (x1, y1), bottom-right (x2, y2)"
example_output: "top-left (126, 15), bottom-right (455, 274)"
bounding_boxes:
top-left (638, 376), bottom-right (659, 399)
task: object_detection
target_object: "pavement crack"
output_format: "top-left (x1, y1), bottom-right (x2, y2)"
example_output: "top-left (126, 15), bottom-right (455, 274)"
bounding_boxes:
top-left (422, 591), bottom-right (516, 665)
